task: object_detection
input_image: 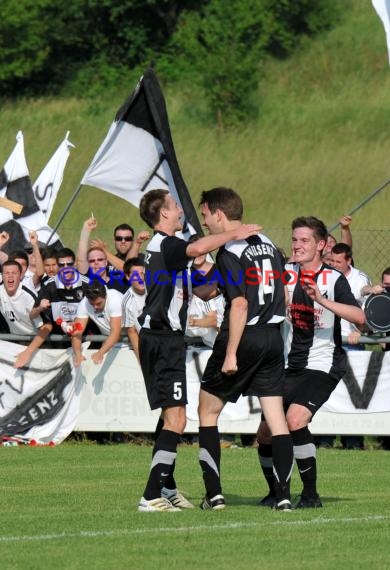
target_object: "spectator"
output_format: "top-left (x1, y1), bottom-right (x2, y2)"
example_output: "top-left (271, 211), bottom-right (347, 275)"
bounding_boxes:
top-left (0, 260), bottom-right (52, 368)
top-left (122, 257), bottom-right (146, 360)
top-left (72, 281), bottom-right (123, 367)
top-left (31, 247), bottom-right (90, 336)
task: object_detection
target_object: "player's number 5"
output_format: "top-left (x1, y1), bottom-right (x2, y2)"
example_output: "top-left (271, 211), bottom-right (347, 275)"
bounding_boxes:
top-left (173, 381), bottom-right (183, 400)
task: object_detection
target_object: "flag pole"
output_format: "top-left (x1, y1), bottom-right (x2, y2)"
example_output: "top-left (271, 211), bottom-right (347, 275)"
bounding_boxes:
top-left (328, 177), bottom-right (390, 233)
top-left (46, 184), bottom-right (83, 245)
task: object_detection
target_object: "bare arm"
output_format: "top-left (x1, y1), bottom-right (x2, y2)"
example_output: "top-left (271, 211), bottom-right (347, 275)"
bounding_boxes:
top-left (0, 231), bottom-right (9, 264)
top-left (76, 217), bottom-right (97, 274)
top-left (303, 282), bottom-right (366, 326)
top-left (29, 230), bottom-right (44, 285)
top-left (188, 311), bottom-right (218, 329)
top-left (186, 224), bottom-right (262, 258)
top-left (91, 316), bottom-right (122, 364)
top-left (340, 215), bottom-right (353, 248)
top-left (127, 326), bottom-right (140, 361)
top-left (222, 296), bottom-right (248, 375)
top-left (125, 231), bottom-right (151, 260)
top-left (71, 317), bottom-right (88, 368)
top-left (14, 323), bottom-right (52, 369)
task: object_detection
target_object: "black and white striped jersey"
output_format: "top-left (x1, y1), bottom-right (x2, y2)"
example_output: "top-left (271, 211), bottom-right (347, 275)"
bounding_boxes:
top-left (216, 233), bottom-right (286, 330)
top-left (35, 273), bottom-right (90, 333)
top-left (138, 232), bottom-right (191, 332)
top-left (284, 262), bottom-right (360, 378)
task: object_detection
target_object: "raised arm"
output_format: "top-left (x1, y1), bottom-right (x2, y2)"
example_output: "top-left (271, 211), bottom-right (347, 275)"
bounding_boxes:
top-left (339, 215), bottom-right (353, 248)
top-left (76, 217), bottom-right (97, 274)
top-left (29, 230), bottom-right (44, 286)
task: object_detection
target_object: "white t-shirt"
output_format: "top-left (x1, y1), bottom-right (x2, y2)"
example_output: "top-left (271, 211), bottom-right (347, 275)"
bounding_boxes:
top-left (0, 283), bottom-right (43, 334)
top-left (341, 266), bottom-right (371, 338)
top-left (186, 293), bottom-right (225, 348)
top-left (122, 288), bottom-right (146, 331)
top-left (76, 289), bottom-right (123, 335)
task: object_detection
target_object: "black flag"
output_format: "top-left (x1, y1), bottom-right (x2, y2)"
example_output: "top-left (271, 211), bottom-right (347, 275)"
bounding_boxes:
top-left (81, 69), bottom-right (202, 235)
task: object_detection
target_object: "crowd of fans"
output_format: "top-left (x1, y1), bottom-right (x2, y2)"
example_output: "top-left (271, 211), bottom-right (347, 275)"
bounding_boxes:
top-left (0, 213), bottom-right (388, 449)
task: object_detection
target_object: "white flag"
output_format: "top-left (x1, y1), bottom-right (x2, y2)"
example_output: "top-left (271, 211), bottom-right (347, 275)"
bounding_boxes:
top-left (33, 131), bottom-right (75, 222)
top-left (372, 0), bottom-right (390, 64)
top-left (0, 131), bottom-right (29, 225)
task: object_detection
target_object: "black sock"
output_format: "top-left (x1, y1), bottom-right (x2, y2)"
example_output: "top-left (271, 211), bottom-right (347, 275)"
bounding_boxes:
top-left (257, 443), bottom-right (275, 496)
top-left (272, 434), bottom-right (293, 502)
top-left (291, 427), bottom-right (318, 498)
top-left (143, 429), bottom-right (179, 500)
top-left (164, 460), bottom-right (177, 492)
top-left (199, 426), bottom-right (222, 498)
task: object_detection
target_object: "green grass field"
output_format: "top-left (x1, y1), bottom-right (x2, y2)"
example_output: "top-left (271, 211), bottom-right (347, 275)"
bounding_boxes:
top-left (1, 443), bottom-right (389, 569)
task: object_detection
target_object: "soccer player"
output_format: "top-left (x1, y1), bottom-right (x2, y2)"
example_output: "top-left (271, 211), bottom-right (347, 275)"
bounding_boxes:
top-left (137, 188), bottom-right (261, 512)
top-left (257, 216), bottom-right (365, 508)
top-left (197, 187), bottom-right (293, 511)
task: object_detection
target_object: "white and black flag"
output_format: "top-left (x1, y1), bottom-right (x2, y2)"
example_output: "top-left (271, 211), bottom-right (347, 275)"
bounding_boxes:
top-left (0, 131), bottom-right (62, 249)
top-left (81, 68), bottom-right (203, 235)
top-left (0, 131), bottom-right (42, 226)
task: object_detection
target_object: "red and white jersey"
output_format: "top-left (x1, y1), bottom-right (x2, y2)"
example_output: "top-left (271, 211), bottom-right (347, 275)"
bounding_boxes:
top-left (283, 263), bottom-right (360, 379)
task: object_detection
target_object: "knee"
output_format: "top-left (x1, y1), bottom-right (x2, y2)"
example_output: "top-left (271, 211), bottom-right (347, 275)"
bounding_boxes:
top-left (286, 415), bottom-right (305, 432)
top-left (163, 412), bottom-right (187, 435)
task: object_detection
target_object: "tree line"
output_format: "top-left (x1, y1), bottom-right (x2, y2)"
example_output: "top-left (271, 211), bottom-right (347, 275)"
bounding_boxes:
top-left (0, 0), bottom-right (346, 125)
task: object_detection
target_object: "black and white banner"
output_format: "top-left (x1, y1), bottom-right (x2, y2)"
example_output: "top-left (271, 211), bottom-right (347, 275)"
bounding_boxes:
top-left (0, 341), bottom-right (83, 444)
top-left (1, 343), bottom-right (390, 443)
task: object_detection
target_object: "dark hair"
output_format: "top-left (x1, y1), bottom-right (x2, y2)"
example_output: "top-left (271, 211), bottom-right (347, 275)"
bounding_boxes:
top-left (291, 216), bottom-right (328, 243)
top-left (85, 281), bottom-right (107, 301)
top-left (382, 267), bottom-right (390, 281)
top-left (114, 223), bottom-right (134, 236)
top-left (1, 259), bottom-right (23, 274)
top-left (42, 247), bottom-right (58, 261)
top-left (9, 250), bottom-right (29, 264)
top-left (56, 247), bottom-right (75, 262)
top-left (139, 189), bottom-right (169, 228)
top-left (123, 256), bottom-right (145, 276)
top-left (332, 242), bottom-right (352, 258)
top-left (199, 187), bottom-right (243, 221)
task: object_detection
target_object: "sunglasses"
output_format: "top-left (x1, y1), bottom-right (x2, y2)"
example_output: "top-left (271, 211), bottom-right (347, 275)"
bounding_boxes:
top-left (88, 258), bottom-right (106, 263)
top-left (115, 236), bottom-right (133, 242)
top-left (58, 261), bottom-right (74, 267)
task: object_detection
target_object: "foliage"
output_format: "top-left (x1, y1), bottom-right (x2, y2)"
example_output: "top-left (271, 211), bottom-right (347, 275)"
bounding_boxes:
top-left (159, 0), bottom-right (342, 126)
top-left (0, 0), bottom-right (342, 120)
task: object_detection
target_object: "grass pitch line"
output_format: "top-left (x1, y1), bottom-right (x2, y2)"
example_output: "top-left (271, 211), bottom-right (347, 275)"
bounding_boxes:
top-left (0, 515), bottom-right (388, 543)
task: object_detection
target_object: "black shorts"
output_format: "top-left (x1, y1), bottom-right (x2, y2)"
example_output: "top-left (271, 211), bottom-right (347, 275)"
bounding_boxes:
top-left (201, 324), bottom-right (285, 403)
top-left (283, 368), bottom-right (339, 417)
top-left (139, 329), bottom-right (188, 410)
